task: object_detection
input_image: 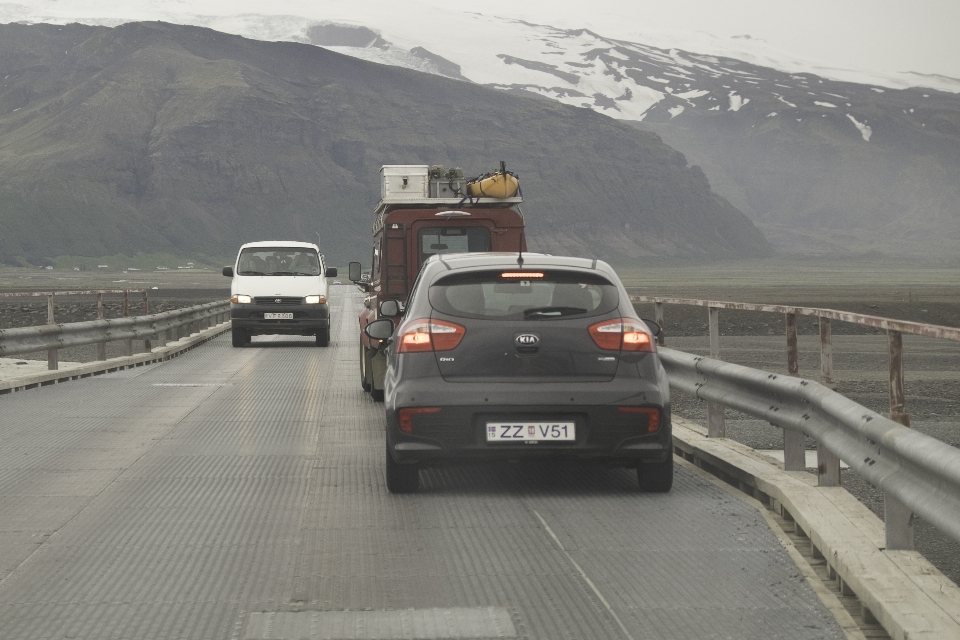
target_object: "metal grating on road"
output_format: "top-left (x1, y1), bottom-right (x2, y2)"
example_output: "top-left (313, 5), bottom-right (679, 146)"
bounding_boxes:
top-left (244, 607), bottom-right (516, 639)
top-left (0, 288), bottom-right (847, 640)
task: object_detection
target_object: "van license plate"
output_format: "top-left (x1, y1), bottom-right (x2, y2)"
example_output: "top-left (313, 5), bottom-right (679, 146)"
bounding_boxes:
top-left (486, 422), bottom-right (575, 442)
top-left (264, 313), bottom-right (293, 320)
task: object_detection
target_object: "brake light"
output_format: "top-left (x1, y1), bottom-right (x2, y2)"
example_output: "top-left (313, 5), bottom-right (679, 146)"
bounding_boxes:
top-left (396, 319), bottom-right (466, 353)
top-left (589, 319), bottom-right (654, 352)
top-left (398, 407), bottom-right (441, 433)
top-left (618, 407), bottom-right (662, 433)
top-left (501, 271), bottom-right (544, 278)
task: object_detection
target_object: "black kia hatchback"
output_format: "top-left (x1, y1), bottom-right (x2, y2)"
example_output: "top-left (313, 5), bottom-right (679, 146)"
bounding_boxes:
top-left (364, 253), bottom-right (672, 494)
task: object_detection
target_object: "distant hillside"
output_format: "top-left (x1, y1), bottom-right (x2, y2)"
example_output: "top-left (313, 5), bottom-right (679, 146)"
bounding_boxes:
top-left (0, 21), bottom-right (771, 266)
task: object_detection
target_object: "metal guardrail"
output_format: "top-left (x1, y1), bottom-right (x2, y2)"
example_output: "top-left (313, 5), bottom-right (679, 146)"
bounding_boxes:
top-left (660, 347), bottom-right (960, 551)
top-left (0, 301), bottom-right (230, 367)
top-left (632, 295), bottom-right (960, 430)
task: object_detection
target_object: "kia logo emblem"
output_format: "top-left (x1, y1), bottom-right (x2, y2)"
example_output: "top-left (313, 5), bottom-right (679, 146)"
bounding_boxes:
top-left (275, 298), bottom-right (282, 304)
top-left (515, 333), bottom-right (540, 347)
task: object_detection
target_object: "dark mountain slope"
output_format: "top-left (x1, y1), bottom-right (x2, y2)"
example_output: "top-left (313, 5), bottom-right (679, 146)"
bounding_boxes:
top-left (0, 21), bottom-right (770, 265)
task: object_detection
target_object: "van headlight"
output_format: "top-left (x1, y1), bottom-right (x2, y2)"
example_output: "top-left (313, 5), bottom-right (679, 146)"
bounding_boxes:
top-left (305, 295), bottom-right (326, 304)
top-left (231, 294), bottom-right (252, 304)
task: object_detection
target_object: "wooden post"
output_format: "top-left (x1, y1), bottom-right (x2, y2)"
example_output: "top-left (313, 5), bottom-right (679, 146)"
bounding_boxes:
top-left (817, 446), bottom-right (841, 486)
top-left (96, 293), bottom-right (107, 361)
top-left (786, 312), bottom-right (798, 376)
top-left (707, 307), bottom-right (725, 438)
top-left (122, 291), bottom-right (132, 357)
top-left (142, 291), bottom-right (152, 353)
top-left (819, 317), bottom-right (834, 386)
top-left (46, 294), bottom-right (58, 371)
top-left (888, 330), bottom-right (910, 426)
top-left (783, 312), bottom-right (805, 470)
top-left (654, 301), bottom-right (665, 346)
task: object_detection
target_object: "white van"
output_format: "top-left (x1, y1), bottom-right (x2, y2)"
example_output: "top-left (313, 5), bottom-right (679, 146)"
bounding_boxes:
top-left (223, 241), bottom-right (337, 347)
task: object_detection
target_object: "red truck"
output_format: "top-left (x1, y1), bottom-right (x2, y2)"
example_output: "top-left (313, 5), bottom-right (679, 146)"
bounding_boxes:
top-left (349, 164), bottom-right (526, 399)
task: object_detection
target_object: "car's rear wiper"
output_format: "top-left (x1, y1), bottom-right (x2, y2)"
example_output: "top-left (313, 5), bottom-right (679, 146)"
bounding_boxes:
top-left (237, 270), bottom-right (267, 275)
top-left (523, 306), bottom-right (588, 318)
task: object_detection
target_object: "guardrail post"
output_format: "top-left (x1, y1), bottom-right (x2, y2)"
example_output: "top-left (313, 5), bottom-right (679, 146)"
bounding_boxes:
top-left (96, 293), bottom-right (107, 361)
top-left (707, 307), bottom-right (725, 437)
top-left (122, 291), bottom-right (132, 357)
top-left (819, 317), bottom-right (834, 386)
top-left (884, 493), bottom-right (915, 550)
top-left (142, 292), bottom-right (152, 353)
top-left (888, 330), bottom-right (911, 426)
top-left (655, 301), bottom-right (665, 346)
top-left (46, 294), bottom-right (58, 370)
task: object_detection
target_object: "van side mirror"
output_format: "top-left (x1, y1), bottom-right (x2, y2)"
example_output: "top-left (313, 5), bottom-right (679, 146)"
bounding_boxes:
top-left (222, 266), bottom-right (234, 277)
top-left (380, 300), bottom-right (401, 317)
top-left (348, 261), bottom-right (362, 282)
top-left (325, 267), bottom-right (338, 277)
top-left (364, 318), bottom-right (395, 341)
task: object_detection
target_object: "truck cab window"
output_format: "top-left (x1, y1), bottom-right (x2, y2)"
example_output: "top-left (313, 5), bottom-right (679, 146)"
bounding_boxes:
top-left (418, 227), bottom-right (491, 265)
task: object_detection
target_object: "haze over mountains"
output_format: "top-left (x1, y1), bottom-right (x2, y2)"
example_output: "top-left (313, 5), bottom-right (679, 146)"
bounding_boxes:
top-left (0, 21), bottom-right (770, 266)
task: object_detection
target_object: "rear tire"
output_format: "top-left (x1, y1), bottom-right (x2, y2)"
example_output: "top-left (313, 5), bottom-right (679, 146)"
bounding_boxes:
top-left (371, 388), bottom-right (384, 402)
top-left (231, 328), bottom-right (246, 348)
top-left (637, 455), bottom-right (673, 493)
top-left (316, 328), bottom-right (330, 347)
top-left (385, 445), bottom-right (419, 493)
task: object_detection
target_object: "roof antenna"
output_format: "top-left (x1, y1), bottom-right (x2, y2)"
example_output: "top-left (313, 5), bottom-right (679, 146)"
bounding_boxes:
top-left (517, 228), bottom-right (525, 268)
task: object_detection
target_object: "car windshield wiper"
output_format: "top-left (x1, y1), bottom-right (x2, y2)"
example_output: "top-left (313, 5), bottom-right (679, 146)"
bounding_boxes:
top-left (523, 306), bottom-right (589, 318)
top-left (237, 270), bottom-right (267, 275)
top-left (267, 271), bottom-right (310, 276)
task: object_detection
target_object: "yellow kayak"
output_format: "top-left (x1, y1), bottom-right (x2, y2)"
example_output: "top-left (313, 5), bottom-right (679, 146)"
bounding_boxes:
top-left (467, 171), bottom-right (520, 198)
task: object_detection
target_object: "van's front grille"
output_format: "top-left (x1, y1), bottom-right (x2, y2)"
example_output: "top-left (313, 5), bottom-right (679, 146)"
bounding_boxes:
top-left (253, 296), bottom-right (303, 305)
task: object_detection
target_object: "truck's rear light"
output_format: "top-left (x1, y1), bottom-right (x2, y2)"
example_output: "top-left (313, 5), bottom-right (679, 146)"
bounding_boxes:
top-left (396, 319), bottom-right (466, 353)
top-left (589, 319), bottom-right (654, 352)
top-left (398, 407), bottom-right (441, 433)
top-left (618, 406), bottom-right (662, 433)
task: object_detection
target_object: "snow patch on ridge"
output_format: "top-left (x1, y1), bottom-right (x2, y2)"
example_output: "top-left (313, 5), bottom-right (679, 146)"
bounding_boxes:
top-left (846, 114), bottom-right (873, 141)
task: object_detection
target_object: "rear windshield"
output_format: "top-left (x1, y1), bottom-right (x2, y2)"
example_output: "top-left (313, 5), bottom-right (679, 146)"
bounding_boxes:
top-left (237, 248), bottom-right (321, 276)
top-left (428, 270), bottom-right (619, 320)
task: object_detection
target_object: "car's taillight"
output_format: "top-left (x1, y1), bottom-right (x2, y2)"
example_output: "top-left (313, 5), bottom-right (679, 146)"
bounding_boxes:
top-left (618, 406), bottom-right (662, 433)
top-left (588, 319), bottom-right (654, 352)
top-left (398, 407), bottom-right (441, 433)
top-left (396, 319), bottom-right (466, 353)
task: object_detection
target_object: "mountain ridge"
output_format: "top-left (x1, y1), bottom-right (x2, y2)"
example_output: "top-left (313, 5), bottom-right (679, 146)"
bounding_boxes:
top-left (0, 21), bottom-right (771, 266)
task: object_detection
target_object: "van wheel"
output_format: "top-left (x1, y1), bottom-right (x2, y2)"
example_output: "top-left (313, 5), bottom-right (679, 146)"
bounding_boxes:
top-left (316, 329), bottom-right (329, 347)
top-left (385, 445), bottom-right (419, 493)
top-left (231, 328), bottom-right (247, 348)
top-left (360, 345), bottom-right (372, 391)
top-left (637, 456), bottom-right (673, 493)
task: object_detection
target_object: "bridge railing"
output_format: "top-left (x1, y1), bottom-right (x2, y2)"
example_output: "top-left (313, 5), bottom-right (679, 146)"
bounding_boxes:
top-left (631, 294), bottom-right (960, 550)
top-left (0, 299), bottom-right (230, 368)
top-left (661, 347), bottom-right (960, 551)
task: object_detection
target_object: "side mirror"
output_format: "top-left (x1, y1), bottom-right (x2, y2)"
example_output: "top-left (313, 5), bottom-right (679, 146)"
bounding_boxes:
top-left (222, 266), bottom-right (234, 277)
top-left (364, 318), bottom-right (395, 341)
top-left (348, 261), bottom-right (362, 282)
top-left (380, 299), bottom-right (401, 317)
top-left (325, 267), bottom-right (338, 277)
top-left (641, 319), bottom-right (661, 337)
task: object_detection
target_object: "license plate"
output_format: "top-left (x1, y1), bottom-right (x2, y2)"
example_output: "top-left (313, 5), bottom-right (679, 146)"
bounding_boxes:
top-left (486, 422), bottom-right (575, 442)
top-left (264, 313), bottom-right (293, 320)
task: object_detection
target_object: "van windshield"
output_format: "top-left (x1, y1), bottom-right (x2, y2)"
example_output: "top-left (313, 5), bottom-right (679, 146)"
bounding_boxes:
top-left (237, 248), bottom-right (321, 276)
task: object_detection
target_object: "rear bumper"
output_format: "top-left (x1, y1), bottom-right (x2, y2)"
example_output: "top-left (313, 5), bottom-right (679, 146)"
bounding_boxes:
top-left (385, 378), bottom-right (671, 467)
top-left (231, 303), bottom-right (329, 336)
